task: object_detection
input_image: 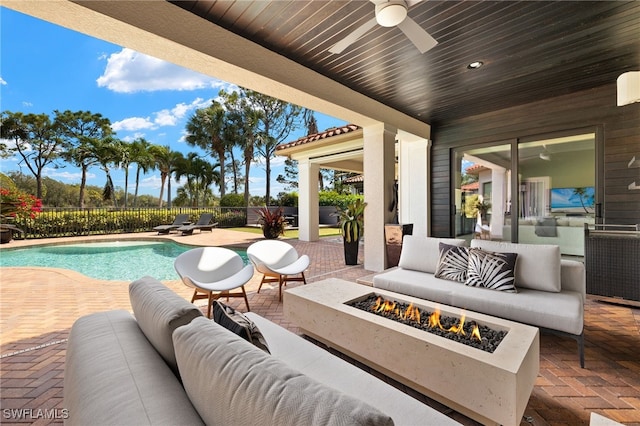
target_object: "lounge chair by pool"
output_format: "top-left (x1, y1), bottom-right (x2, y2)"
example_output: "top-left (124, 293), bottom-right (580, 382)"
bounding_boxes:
top-left (153, 214), bottom-right (190, 234)
top-left (178, 213), bottom-right (218, 235)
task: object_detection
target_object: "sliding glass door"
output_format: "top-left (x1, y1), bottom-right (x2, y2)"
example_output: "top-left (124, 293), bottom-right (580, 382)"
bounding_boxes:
top-left (517, 133), bottom-right (595, 256)
top-left (453, 131), bottom-right (596, 255)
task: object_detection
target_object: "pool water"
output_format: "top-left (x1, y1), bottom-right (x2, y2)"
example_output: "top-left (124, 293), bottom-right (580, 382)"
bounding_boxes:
top-left (0, 240), bottom-right (249, 281)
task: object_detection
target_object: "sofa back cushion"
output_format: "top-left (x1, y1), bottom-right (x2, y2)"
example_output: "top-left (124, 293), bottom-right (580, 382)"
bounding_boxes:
top-left (174, 317), bottom-right (394, 426)
top-left (470, 240), bottom-right (561, 292)
top-left (129, 276), bottom-right (203, 374)
top-left (399, 236), bottom-right (468, 274)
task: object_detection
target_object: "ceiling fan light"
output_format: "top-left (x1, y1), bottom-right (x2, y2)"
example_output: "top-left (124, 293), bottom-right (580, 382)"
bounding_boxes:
top-left (376, 2), bottom-right (407, 27)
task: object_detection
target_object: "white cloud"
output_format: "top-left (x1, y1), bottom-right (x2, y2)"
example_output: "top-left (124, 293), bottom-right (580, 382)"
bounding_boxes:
top-left (153, 97), bottom-right (211, 126)
top-left (43, 168), bottom-right (94, 182)
top-left (0, 77), bottom-right (6, 85)
top-left (111, 116), bottom-right (155, 132)
top-left (97, 48), bottom-right (224, 93)
top-left (120, 132), bottom-right (147, 142)
top-left (111, 97), bottom-right (214, 134)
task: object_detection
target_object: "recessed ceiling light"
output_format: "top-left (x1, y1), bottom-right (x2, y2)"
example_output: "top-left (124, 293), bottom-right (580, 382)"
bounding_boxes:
top-left (467, 61), bottom-right (484, 69)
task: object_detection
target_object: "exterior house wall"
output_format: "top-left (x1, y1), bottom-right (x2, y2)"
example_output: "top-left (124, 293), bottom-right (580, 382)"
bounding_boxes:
top-left (430, 83), bottom-right (640, 237)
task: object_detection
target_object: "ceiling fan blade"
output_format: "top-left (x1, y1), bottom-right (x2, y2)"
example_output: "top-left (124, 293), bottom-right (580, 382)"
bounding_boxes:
top-left (397, 17), bottom-right (437, 53)
top-left (329, 17), bottom-right (378, 54)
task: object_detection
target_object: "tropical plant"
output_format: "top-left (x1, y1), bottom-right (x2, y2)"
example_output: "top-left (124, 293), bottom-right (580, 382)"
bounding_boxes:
top-left (255, 206), bottom-right (286, 239)
top-left (129, 138), bottom-right (156, 207)
top-left (185, 100), bottom-right (229, 197)
top-left (334, 198), bottom-right (367, 243)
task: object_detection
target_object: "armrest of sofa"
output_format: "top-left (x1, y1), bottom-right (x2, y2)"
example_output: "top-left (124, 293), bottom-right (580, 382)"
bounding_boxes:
top-left (560, 259), bottom-right (586, 301)
top-left (64, 310), bottom-right (204, 426)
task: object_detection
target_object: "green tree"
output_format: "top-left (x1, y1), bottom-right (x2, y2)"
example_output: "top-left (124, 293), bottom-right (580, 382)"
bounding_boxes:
top-left (174, 152), bottom-right (219, 207)
top-left (220, 89), bottom-right (261, 207)
top-left (185, 100), bottom-right (229, 198)
top-left (54, 110), bottom-right (114, 208)
top-left (150, 145), bottom-right (182, 208)
top-left (0, 111), bottom-right (66, 199)
top-left (242, 89), bottom-right (307, 205)
top-left (95, 137), bottom-right (125, 207)
top-left (129, 138), bottom-right (156, 207)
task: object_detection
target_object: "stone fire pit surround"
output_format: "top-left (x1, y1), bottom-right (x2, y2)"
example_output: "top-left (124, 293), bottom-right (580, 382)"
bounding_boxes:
top-left (284, 279), bottom-right (540, 426)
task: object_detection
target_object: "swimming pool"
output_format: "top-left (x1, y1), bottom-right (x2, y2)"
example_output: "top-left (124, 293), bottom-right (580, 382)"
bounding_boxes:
top-left (0, 240), bottom-right (249, 281)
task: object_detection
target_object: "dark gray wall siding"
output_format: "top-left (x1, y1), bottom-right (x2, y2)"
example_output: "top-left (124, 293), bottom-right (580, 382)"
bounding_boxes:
top-left (430, 83), bottom-right (640, 237)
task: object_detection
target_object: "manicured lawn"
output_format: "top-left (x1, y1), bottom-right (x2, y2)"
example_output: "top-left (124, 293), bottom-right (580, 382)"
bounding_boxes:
top-left (228, 227), bottom-right (341, 239)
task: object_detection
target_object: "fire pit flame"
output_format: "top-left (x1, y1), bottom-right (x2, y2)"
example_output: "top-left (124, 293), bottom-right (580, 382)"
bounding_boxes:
top-left (472, 324), bottom-right (482, 341)
top-left (352, 295), bottom-right (507, 353)
top-left (428, 309), bottom-right (444, 330)
top-left (448, 314), bottom-right (466, 336)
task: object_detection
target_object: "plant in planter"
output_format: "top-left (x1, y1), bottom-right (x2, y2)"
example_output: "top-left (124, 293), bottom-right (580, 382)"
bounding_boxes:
top-left (334, 199), bottom-right (367, 265)
top-left (255, 206), bottom-right (286, 239)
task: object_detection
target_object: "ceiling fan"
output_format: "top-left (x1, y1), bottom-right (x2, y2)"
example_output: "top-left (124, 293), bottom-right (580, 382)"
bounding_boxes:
top-left (329, 0), bottom-right (438, 55)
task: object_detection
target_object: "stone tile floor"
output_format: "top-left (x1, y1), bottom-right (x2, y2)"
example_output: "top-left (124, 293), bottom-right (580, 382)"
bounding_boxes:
top-left (1, 230), bottom-right (639, 425)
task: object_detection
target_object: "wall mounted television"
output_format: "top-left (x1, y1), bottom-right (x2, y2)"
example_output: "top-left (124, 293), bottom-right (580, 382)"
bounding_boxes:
top-left (550, 187), bottom-right (595, 214)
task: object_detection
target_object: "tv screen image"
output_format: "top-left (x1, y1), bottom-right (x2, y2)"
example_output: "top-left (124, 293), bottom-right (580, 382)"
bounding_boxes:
top-left (550, 187), bottom-right (595, 214)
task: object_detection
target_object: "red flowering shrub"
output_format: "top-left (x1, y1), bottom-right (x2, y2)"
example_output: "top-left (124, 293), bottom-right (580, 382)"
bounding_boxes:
top-left (0, 187), bottom-right (43, 221)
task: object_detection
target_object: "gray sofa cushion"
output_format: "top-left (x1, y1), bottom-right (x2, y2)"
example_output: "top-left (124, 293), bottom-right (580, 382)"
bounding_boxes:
top-left (129, 276), bottom-right (203, 373)
top-left (374, 268), bottom-right (583, 335)
top-left (64, 310), bottom-right (204, 426)
top-left (244, 313), bottom-right (461, 426)
top-left (173, 317), bottom-right (394, 426)
top-left (399, 236), bottom-right (468, 274)
top-left (471, 240), bottom-right (561, 292)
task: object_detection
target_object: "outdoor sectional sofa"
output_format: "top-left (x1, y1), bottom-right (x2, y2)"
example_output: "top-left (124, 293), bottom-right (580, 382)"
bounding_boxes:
top-left (373, 236), bottom-right (586, 367)
top-left (63, 276), bottom-right (460, 426)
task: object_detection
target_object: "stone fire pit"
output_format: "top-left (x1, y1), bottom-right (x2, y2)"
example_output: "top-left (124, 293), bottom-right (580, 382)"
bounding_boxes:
top-left (284, 278), bottom-right (539, 426)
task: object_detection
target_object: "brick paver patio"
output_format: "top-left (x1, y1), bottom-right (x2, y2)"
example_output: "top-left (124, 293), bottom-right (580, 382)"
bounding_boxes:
top-left (1, 229), bottom-right (639, 425)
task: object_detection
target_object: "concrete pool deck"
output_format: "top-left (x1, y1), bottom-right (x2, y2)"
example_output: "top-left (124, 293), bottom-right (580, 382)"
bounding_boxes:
top-left (1, 229), bottom-right (639, 425)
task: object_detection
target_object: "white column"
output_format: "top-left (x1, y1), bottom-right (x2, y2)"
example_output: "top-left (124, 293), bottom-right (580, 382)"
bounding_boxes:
top-left (398, 130), bottom-right (430, 237)
top-left (298, 158), bottom-right (319, 241)
top-left (363, 123), bottom-right (397, 272)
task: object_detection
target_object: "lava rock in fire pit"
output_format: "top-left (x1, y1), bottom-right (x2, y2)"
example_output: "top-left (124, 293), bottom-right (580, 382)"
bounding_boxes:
top-left (348, 295), bottom-right (507, 353)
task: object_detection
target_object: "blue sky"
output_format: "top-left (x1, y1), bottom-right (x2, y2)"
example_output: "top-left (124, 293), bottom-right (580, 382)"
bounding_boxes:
top-left (0, 7), bottom-right (346, 199)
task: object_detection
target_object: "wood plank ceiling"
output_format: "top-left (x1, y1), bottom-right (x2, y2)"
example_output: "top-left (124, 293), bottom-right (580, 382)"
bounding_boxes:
top-left (171, 1), bottom-right (640, 126)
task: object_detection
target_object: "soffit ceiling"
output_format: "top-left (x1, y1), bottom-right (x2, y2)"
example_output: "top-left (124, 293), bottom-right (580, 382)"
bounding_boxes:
top-left (171, 0), bottom-right (640, 126)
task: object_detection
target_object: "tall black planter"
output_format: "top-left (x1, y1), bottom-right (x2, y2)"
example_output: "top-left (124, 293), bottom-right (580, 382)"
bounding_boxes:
top-left (343, 238), bottom-right (360, 265)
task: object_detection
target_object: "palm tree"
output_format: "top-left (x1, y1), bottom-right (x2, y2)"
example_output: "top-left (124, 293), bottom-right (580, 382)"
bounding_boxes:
top-left (221, 89), bottom-right (261, 207)
top-left (572, 187), bottom-right (594, 213)
top-left (174, 153), bottom-right (219, 207)
top-left (130, 138), bottom-right (155, 207)
top-left (185, 101), bottom-right (229, 198)
top-left (95, 137), bottom-right (124, 208)
top-left (151, 145), bottom-right (182, 208)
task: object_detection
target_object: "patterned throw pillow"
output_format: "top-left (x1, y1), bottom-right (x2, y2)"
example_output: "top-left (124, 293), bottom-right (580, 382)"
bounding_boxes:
top-left (465, 248), bottom-right (518, 293)
top-left (212, 301), bottom-right (270, 353)
top-left (435, 243), bottom-right (470, 283)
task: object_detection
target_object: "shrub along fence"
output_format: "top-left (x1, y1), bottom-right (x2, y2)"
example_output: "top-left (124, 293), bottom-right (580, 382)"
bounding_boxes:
top-left (13, 207), bottom-right (247, 240)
